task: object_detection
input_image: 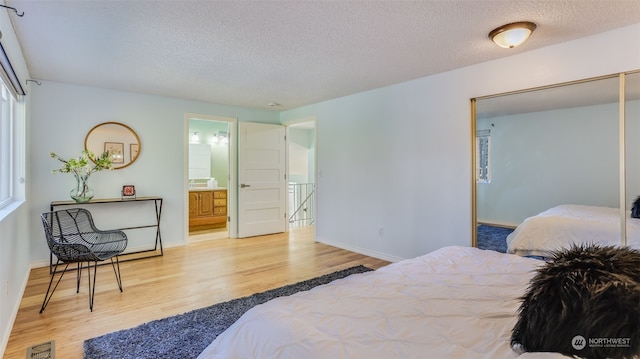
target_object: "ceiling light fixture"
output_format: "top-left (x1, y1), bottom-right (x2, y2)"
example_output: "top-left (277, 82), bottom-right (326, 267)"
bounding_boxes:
top-left (489, 21), bottom-right (537, 49)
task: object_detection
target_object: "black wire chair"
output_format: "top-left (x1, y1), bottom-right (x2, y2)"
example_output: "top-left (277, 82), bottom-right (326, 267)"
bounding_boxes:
top-left (40, 208), bottom-right (128, 312)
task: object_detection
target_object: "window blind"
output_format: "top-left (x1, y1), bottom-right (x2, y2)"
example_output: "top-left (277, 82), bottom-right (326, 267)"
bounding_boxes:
top-left (0, 42), bottom-right (25, 98)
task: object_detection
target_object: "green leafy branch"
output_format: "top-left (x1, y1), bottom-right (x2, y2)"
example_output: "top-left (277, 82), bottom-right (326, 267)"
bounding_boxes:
top-left (49, 150), bottom-right (113, 176)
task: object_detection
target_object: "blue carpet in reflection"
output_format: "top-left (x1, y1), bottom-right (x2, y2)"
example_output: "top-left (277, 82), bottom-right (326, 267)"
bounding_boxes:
top-left (477, 224), bottom-right (514, 253)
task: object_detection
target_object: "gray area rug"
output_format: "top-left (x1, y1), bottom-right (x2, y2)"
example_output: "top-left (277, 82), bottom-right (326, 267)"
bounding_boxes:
top-left (83, 265), bottom-right (372, 359)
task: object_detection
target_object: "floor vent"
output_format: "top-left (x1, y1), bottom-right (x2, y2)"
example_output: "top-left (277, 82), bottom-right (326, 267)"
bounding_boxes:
top-left (26, 340), bottom-right (55, 359)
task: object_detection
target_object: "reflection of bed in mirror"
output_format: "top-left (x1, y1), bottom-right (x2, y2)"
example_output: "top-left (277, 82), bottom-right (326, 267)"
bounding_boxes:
top-left (506, 204), bottom-right (640, 258)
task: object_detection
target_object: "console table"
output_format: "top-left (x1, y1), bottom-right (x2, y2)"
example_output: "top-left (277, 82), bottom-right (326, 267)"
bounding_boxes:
top-left (49, 196), bottom-right (163, 272)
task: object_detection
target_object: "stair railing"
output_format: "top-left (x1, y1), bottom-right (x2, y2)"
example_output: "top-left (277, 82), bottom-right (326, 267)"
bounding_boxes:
top-left (288, 183), bottom-right (315, 227)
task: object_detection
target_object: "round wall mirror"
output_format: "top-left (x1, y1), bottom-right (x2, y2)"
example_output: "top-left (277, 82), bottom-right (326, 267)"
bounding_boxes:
top-left (84, 122), bottom-right (141, 170)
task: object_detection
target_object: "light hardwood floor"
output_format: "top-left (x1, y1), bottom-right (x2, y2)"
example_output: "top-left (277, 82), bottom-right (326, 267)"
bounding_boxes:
top-left (4, 226), bottom-right (390, 359)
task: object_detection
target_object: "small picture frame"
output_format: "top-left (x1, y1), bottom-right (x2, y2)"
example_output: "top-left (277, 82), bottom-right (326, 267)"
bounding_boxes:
top-left (105, 142), bottom-right (125, 164)
top-left (121, 185), bottom-right (136, 199)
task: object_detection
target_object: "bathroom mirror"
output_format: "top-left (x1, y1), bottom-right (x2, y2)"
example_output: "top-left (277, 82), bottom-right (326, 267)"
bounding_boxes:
top-left (84, 122), bottom-right (141, 170)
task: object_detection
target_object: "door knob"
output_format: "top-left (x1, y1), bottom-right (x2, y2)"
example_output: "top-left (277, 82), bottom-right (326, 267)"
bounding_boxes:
top-left (240, 184), bottom-right (251, 188)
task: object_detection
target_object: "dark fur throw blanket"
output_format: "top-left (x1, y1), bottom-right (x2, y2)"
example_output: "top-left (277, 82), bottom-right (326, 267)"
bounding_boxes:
top-left (632, 195), bottom-right (640, 218)
top-left (511, 244), bottom-right (640, 359)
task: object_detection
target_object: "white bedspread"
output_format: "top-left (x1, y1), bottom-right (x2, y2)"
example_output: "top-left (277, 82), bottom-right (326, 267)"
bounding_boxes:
top-left (198, 246), bottom-right (568, 359)
top-left (506, 204), bottom-right (640, 258)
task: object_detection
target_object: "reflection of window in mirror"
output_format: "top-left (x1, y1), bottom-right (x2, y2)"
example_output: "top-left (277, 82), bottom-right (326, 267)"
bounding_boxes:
top-left (476, 129), bottom-right (491, 183)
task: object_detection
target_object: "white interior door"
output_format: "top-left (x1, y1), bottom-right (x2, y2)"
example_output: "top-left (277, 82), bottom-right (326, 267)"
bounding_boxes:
top-left (238, 122), bottom-right (286, 237)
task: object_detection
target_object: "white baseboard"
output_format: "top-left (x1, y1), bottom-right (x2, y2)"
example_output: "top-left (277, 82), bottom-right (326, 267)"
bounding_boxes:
top-left (316, 238), bottom-right (404, 263)
top-left (477, 220), bottom-right (518, 229)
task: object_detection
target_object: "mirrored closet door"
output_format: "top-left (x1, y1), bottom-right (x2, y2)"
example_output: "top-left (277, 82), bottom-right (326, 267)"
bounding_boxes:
top-left (472, 71), bottom-right (640, 252)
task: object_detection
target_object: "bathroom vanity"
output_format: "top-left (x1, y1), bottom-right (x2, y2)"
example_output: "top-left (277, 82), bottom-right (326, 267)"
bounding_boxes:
top-left (188, 188), bottom-right (227, 231)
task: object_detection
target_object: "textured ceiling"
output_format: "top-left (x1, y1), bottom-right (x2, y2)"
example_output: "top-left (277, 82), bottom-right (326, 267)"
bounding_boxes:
top-left (5, 0), bottom-right (640, 111)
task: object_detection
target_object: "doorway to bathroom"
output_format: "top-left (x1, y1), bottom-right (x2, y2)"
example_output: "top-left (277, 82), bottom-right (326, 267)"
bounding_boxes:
top-left (187, 114), bottom-right (236, 241)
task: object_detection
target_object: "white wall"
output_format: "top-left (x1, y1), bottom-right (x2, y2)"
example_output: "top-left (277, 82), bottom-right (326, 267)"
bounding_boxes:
top-left (29, 81), bottom-right (280, 264)
top-left (188, 118), bottom-right (230, 187)
top-left (280, 23), bottom-right (640, 261)
top-left (0, 5), bottom-right (31, 356)
top-left (288, 127), bottom-right (314, 183)
top-left (0, 207), bottom-right (30, 357)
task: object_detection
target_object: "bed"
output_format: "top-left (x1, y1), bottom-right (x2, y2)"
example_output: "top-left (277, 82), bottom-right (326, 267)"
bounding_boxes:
top-left (506, 204), bottom-right (640, 258)
top-left (197, 246), bottom-right (569, 359)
